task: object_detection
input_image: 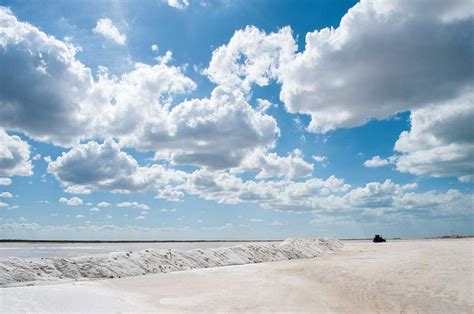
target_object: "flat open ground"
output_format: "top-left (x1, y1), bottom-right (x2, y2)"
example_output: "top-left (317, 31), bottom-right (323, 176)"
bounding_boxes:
top-left (1, 238), bottom-right (472, 313)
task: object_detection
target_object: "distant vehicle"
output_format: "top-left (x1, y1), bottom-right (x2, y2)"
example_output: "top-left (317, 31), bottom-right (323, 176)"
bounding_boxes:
top-left (373, 234), bottom-right (386, 243)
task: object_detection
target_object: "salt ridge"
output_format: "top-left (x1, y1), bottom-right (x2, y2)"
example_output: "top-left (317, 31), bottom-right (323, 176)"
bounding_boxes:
top-left (0, 238), bottom-right (342, 287)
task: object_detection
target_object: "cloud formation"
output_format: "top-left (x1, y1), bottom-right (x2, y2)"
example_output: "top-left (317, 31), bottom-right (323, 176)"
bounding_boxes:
top-left (278, 0), bottom-right (473, 133)
top-left (166, 0), bottom-right (190, 10)
top-left (364, 156), bottom-right (391, 168)
top-left (59, 196), bottom-right (83, 206)
top-left (47, 140), bottom-right (186, 194)
top-left (0, 129), bottom-right (32, 176)
top-left (0, 7), bottom-right (91, 145)
top-left (92, 18), bottom-right (126, 45)
top-left (238, 149), bottom-right (313, 179)
top-left (205, 26), bottom-right (296, 92)
top-left (138, 86), bottom-right (279, 169)
top-left (394, 93), bottom-right (474, 182)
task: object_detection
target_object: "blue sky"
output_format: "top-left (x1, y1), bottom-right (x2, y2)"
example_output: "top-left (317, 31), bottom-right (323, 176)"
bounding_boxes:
top-left (0, 0), bottom-right (472, 240)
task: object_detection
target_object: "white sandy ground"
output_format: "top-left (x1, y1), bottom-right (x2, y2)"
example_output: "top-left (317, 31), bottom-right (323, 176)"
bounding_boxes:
top-left (1, 238), bottom-right (473, 313)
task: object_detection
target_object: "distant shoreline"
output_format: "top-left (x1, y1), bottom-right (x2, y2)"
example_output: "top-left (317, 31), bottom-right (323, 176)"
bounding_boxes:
top-left (0, 235), bottom-right (472, 243)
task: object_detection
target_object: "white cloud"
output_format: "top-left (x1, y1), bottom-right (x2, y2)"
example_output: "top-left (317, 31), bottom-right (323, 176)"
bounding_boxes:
top-left (0, 10), bottom-right (286, 174)
top-left (155, 186), bottom-right (184, 201)
top-left (92, 18), bottom-right (126, 45)
top-left (0, 178), bottom-right (12, 185)
top-left (0, 7), bottom-right (92, 145)
top-left (160, 208), bottom-right (176, 212)
top-left (59, 196), bottom-right (83, 206)
top-left (312, 155), bottom-right (327, 163)
top-left (271, 220), bottom-right (285, 226)
top-left (201, 223), bottom-right (233, 231)
top-left (75, 214), bottom-right (85, 218)
top-left (278, 0), bottom-right (473, 133)
top-left (0, 8), bottom-right (196, 147)
top-left (394, 94), bottom-right (474, 182)
top-left (256, 99), bottom-right (275, 112)
top-left (117, 201), bottom-right (151, 210)
top-left (364, 156), bottom-right (390, 168)
top-left (238, 149), bottom-right (313, 179)
top-left (0, 202), bottom-right (9, 208)
top-left (182, 168), bottom-right (472, 219)
top-left (89, 207), bottom-right (100, 212)
top-left (0, 129), bottom-right (32, 176)
top-left (47, 140), bottom-right (186, 194)
top-left (184, 169), bottom-right (351, 207)
top-left (97, 201), bottom-right (110, 208)
top-left (0, 192), bottom-right (13, 198)
top-left (137, 86), bottom-right (279, 169)
top-left (205, 26), bottom-right (296, 92)
top-left (166, 0), bottom-right (190, 10)
top-left (312, 155), bottom-right (328, 167)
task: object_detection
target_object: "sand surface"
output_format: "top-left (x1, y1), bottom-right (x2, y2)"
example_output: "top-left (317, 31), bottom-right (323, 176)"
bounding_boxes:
top-left (1, 238), bottom-right (473, 313)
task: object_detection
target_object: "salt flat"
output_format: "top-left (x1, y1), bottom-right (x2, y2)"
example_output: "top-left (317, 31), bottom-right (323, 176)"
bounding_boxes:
top-left (1, 238), bottom-right (473, 313)
top-left (0, 241), bottom-right (263, 258)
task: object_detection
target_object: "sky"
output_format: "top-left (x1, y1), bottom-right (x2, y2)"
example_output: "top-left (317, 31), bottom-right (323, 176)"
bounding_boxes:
top-left (0, 0), bottom-right (472, 240)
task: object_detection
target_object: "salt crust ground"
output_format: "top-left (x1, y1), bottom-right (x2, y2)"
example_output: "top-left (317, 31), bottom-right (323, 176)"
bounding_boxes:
top-left (0, 238), bottom-right (342, 287)
top-left (1, 238), bottom-right (472, 313)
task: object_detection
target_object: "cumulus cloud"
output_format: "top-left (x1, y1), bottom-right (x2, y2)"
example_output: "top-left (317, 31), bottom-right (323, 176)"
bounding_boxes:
top-left (59, 196), bottom-right (83, 206)
top-left (155, 186), bottom-right (184, 201)
top-left (364, 156), bottom-right (391, 168)
top-left (117, 202), bottom-right (151, 210)
top-left (160, 208), bottom-right (176, 212)
top-left (181, 168), bottom-right (471, 219)
top-left (237, 149), bottom-right (313, 179)
top-left (135, 86), bottom-right (279, 169)
top-left (92, 18), bottom-right (126, 45)
top-left (312, 155), bottom-right (328, 168)
top-left (0, 8), bottom-right (196, 146)
top-left (86, 60), bottom-right (196, 142)
top-left (0, 178), bottom-right (12, 185)
top-left (278, 0), bottom-right (473, 132)
top-left (205, 26), bottom-right (296, 91)
top-left (394, 93), bottom-right (474, 182)
top-left (0, 129), bottom-right (32, 176)
top-left (0, 192), bottom-right (12, 198)
top-left (166, 0), bottom-right (189, 9)
top-left (0, 7), bottom-right (92, 145)
top-left (97, 201), bottom-right (110, 208)
top-left (0, 9), bottom-right (288, 175)
top-left (48, 140), bottom-right (186, 194)
top-left (184, 169), bottom-right (351, 207)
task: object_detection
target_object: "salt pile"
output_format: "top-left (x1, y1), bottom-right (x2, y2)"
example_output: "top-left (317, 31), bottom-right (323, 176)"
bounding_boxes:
top-left (0, 238), bottom-right (342, 287)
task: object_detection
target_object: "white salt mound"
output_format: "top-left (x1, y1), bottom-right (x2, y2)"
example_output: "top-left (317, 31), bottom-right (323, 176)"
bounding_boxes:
top-left (0, 238), bottom-right (342, 287)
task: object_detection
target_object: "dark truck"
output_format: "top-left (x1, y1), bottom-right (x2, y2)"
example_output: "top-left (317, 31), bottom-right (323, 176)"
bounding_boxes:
top-left (373, 234), bottom-right (386, 243)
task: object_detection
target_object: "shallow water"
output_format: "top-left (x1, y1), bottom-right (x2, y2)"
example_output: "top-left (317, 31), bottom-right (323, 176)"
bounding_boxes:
top-left (0, 241), bottom-right (261, 258)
